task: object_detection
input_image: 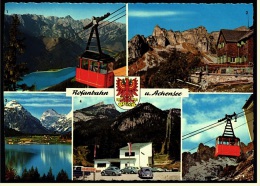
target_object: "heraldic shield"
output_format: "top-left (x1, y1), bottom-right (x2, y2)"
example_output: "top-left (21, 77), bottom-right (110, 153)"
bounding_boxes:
top-left (114, 76), bottom-right (140, 110)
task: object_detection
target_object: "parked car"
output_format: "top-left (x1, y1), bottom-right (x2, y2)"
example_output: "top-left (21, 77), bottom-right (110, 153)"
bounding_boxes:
top-left (101, 166), bottom-right (122, 176)
top-left (120, 166), bottom-right (138, 174)
top-left (151, 167), bottom-right (165, 172)
top-left (138, 167), bottom-right (153, 179)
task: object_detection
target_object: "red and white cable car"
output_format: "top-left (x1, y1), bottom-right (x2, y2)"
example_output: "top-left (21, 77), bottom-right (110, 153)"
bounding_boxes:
top-left (215, 113), bottom-right (241, 157)
top-left (76, 51), bottom-right (114, 88)
top-left (75, 13), bottom-right (115, 88)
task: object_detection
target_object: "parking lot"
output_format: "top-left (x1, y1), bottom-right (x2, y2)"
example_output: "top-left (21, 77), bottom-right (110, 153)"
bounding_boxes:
top-left (74, 172), bottom-right (181, 181)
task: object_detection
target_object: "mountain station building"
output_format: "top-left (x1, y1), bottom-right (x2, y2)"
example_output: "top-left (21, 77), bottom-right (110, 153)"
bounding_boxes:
top-left (94, 142), bottom-right (153, 171)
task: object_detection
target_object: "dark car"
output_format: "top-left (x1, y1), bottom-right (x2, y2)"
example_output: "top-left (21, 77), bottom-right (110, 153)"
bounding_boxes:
top-left (101, 166), bottom-right (122, 176)
top-left (138, 167), bottom-right (153, 179)
top-left (120, 166), bottom-right (138, 174)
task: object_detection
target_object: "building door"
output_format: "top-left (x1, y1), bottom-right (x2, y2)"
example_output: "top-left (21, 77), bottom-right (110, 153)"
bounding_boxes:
top-left (110, 162), bottom-right (121, 169)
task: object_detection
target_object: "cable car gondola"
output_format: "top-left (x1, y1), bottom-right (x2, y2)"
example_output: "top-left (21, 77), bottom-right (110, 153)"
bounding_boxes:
top-left (215, 113), bottom-right (241, 157)
top-left (75, 13), bottom-right (115, 88)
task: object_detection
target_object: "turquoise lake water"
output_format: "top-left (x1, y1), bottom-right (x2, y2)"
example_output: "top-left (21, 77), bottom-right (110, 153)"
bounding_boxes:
top-left (18, 67), bottom-right (76, 90)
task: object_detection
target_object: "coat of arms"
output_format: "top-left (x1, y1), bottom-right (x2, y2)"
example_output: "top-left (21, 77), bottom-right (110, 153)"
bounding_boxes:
top-left (114, 76), bottom-right (140, 109)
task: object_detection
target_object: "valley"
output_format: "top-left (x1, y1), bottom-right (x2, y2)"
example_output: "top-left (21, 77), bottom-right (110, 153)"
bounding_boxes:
top-left (5, 134), bottom-right (71, 145)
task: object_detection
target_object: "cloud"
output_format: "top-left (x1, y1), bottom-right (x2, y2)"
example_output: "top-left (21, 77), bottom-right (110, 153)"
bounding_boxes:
top-left (129, 10), bottom-right (182, 17)
top-left (4, 92), bottom-right (71, 108)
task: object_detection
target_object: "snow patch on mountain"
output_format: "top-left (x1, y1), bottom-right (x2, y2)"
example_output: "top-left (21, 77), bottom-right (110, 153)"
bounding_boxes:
top-left (40, 109), bottom-right (72, 133)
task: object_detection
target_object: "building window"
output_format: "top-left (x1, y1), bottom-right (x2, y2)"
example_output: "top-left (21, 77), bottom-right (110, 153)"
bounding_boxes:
top-left (125, 152), bottom-right (135, 157)
top-left (97, 163), bottom-right (106, 168)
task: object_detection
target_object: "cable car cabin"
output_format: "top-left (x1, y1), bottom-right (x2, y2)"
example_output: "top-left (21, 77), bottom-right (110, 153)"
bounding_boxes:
top-left (76, 51), bottom-right (114, 88)
top-left (215, 136), bottom-right (241, 157)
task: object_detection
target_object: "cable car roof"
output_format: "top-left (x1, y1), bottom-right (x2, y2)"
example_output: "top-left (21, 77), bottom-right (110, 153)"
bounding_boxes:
top-left (81, 50), bottom-right (115, 63)
top-left (216, 136), bottom-right (240, 140)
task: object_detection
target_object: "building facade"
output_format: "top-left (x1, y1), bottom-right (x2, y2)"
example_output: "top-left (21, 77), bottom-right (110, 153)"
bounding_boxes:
top-left (208, 28), bottom-right (254, 75)
top-left (94, 142), bottom-right (153, 171)
top-left (242, 94), bottom-right (254, 141)
top-left (216, 29), bottom-right (253, 65)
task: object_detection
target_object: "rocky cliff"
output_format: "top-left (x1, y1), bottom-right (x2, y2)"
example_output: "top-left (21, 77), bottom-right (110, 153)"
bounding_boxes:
top-left (4, 100), bottom-right (49, 134)
top-left (128, 25), bottom-right (218, 64)
top-left (182, 142), bottom-right (254, 181)
top-left (40, 109), bottom-right (72, 133)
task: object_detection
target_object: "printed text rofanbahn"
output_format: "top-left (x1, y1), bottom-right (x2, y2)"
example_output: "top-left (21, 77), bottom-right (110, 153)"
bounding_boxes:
top-left (72, 90), bottom-right (108, 96)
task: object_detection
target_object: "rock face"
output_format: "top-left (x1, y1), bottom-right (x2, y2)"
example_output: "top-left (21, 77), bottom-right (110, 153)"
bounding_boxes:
top-left (4, 100), bottom-right (49, 134)
top-left (182, 142), bottom-right (254, 181)
top-left (4, 14), bottom-right (126, 72)
top-left (74, 101), bottom-right (120, 123)
top-left (128, 25), bottom-right (217, 64)
top-left (128, 35), bottom-right (150, 64)
top-left (40, 109), bottom-right (72, 133)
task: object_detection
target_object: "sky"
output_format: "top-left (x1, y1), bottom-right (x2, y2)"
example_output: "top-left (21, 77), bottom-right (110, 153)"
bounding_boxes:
top-left (128, 3), bottom-right (254, 39)
top-left (4, 3), bottom-right (126, 23)
top-left (4, 92), bottom-right (72, 119)
top-left (73, 96), bottom-right (181, 112)
top-left (182, 93), bottom-right (252, 153)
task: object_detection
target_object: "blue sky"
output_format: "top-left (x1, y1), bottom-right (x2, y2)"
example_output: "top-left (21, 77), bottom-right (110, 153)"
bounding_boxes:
top-left (4, 92), bottom-right (72, 119)
top-left (73, 96), bottom-right (181, 112)
top-left (182, 93), bottom-right (252, 153)
top-left (128, 3), bottom-right (254, 39)
top-left (5, 3), bottom-right (126, 23)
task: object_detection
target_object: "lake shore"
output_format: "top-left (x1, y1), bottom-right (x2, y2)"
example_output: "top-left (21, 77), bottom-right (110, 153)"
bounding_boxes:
top-left (18, 67), bottom-right (76, 90)
top-left (5, 135), bottom-right (71, 145)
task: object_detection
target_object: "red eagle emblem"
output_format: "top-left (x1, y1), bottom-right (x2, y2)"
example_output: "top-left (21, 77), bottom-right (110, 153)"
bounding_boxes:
top-left (116, 78), bottom-right (138, 103)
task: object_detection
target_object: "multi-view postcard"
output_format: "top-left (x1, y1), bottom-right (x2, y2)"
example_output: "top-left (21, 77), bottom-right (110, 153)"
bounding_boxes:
top-left (1, 1), bottom-right (256, 184)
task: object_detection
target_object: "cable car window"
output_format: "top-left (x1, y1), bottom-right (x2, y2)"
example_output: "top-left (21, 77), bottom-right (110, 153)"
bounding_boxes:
top-left (108, 62), bottom-right (114, 72)
top-left (91, 61), bottom-right (99, 72)
top-left (100, 63), bottom-right (107, 74)
top-left (82, 58), bottom-right (88, 70)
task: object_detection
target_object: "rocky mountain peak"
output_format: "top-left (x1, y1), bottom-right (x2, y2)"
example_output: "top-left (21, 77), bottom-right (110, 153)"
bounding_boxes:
top-left (4, 101), bottom-right (49, 134)
top-left (128, 34), bottom-right (150, 63)
top-left (74, 102), bottom-right (120, 123)
top-left (42, 108), bottom-right (59, 116)
top-left (5, 100), bottom-right (23, 109)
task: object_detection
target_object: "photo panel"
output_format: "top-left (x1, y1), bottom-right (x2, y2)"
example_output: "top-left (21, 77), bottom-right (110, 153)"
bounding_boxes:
top-left (128, 3), bottom-right (254, 92)
top-left (182, 93), bottom-right (254, 181)
top-left (3, 2), bottom-right (127, 91)
top-left (71, 91), bottom-right (183, 181)
top-left (4, 92), bottom-right (73, 181)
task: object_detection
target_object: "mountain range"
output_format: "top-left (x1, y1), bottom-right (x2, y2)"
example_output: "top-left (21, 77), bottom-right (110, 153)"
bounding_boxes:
top-left (4, 14), bottom-right (126, 72)
top-left (4, 100), bottom-right (72, 134)
top-left (73, 101), bottom-right (180, 166)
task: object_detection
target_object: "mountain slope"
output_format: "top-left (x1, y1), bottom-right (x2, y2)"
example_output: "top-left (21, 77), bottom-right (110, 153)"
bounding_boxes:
top-left (4, 14), bottom-right (126, 72)
top-left (40, 109), bottom-right (72, 133)
top-left (4, 100), bottom-right (49, 134)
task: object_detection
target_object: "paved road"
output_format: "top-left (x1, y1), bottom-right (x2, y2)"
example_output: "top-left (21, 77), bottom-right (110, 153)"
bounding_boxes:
top-left (74, 172), bottom-right (181, 181)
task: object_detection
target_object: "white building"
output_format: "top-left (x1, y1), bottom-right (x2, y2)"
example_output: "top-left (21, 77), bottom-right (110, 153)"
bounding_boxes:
top-left (94, 142), bottom-right (153, 171)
